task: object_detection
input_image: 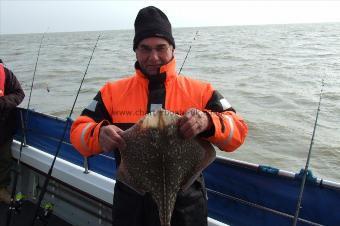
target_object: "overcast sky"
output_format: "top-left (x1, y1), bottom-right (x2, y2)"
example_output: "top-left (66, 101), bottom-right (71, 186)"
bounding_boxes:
top-left (1, 1), bottom-right (340, 34)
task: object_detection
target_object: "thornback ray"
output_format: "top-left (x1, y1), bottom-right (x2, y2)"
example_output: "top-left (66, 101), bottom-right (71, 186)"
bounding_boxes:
top-left (117, 109), bottom-right (216, 226)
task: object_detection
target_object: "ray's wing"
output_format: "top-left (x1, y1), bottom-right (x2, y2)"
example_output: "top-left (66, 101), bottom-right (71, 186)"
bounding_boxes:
top-left (180, 138), bottom-right (216, 191)
top-left (117, 123), bottom-right (148, 195)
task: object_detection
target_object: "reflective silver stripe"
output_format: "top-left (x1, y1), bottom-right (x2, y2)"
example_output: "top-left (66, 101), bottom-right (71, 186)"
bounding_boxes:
top-left (86, 100), bottom-right (98, 112)
top-left (218, 115), bottom-right (234, 147)
top-left (220, 98), bottom-right (231, 110)
top-left (81, 123), bottom-right (93, 152)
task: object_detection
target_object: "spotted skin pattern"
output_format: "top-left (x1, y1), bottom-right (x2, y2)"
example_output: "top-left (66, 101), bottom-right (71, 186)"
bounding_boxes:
top-left (118, 109), bottom-right (216, 226)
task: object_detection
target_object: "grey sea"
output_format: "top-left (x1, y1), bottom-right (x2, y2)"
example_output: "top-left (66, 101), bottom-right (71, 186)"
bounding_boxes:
top-left (1, 23), bottom-right (339, 182)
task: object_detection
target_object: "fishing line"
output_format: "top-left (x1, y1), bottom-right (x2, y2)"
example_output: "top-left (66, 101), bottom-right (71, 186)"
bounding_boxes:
top-left (29, 34), bottom-right (101, 226)
top-left (292, 79), bottom-right (325, 226)
top-left (6, 31), bottom-right (47, 226)
top-left (178, 30), bottom-right (199, 75)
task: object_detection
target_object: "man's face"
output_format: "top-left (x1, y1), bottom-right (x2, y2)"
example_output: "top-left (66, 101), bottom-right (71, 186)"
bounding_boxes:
top-left (136, 37), bottom-right (174, 76)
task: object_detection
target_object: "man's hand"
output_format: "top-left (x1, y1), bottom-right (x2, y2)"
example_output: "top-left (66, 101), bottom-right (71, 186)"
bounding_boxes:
top-left (178, 108), bottom-right (212, 139)
top-left (99, 125), bottom-right (126, 152)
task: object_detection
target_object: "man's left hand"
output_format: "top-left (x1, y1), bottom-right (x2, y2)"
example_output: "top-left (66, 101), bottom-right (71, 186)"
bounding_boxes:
top-left (178, 108), bottom-right (212, 139)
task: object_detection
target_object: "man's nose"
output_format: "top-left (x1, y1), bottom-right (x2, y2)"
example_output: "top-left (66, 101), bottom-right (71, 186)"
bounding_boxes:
top-left (148, 49), bottom-right (160, 61)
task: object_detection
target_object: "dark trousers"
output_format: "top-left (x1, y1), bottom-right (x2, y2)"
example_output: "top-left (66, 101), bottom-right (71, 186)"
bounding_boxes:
top-left (0, 139), bottom-right (12, 188)
top-left (112, 178), bottom-right (208, 226)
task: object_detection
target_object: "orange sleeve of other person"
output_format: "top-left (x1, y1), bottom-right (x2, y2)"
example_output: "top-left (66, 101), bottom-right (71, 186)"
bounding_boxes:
top-left (0, 64), bottom-right (5, 96)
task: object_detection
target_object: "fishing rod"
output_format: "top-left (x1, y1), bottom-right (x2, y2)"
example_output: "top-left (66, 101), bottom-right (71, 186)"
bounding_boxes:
top-left (292, 79), bottom-right (325, 226)
top-left (178, 30), bottom-right (199, 75)
top-left (29, 34), bottom-right (101, 226)
top-left (6, 31), bottom-right (47, 226)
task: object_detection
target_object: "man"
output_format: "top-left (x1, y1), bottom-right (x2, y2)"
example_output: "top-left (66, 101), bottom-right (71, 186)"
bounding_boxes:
top-left (0, 59), bottom-right (25, 204)
top-left (71, 6), bottom-right (248, 226)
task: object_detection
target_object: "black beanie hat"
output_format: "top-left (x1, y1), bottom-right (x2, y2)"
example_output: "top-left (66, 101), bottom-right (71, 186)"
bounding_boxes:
top-left (133, 6), bottom-right (175, 51)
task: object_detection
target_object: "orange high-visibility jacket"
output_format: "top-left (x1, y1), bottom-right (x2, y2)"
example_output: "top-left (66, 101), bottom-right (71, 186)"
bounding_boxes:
top-left (0, 63), bottom-right (5, 97)
top-left (70, 58), bottom-right (248, 158)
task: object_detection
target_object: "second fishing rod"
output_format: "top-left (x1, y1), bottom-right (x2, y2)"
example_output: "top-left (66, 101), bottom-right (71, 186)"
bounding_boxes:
top-left (29, 34), bottom-right (101, 226)
top-left (178, 30), bottom-right (199, 75)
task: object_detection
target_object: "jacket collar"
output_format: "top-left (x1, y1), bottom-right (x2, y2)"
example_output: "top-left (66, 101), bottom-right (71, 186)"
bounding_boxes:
top-left (135, 57), bottom-right (177, 83)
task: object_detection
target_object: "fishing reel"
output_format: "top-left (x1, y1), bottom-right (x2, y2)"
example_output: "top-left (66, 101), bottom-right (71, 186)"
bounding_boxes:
top-left (8, 192), bottom-right (25, 214)
top-left (37, 202), bottom-right (54, 225)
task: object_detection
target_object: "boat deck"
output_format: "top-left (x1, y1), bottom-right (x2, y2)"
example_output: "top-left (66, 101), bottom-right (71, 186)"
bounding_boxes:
top-left (0, 201), bottom-right (71, 226)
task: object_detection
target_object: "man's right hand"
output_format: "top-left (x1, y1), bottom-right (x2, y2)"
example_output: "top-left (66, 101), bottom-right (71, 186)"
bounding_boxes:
top-left (99, 125), bottom-right (126, 152)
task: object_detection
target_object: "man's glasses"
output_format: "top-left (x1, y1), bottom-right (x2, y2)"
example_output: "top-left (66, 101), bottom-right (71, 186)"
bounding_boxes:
top-left (137, 45), bottom-right (171, 55)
